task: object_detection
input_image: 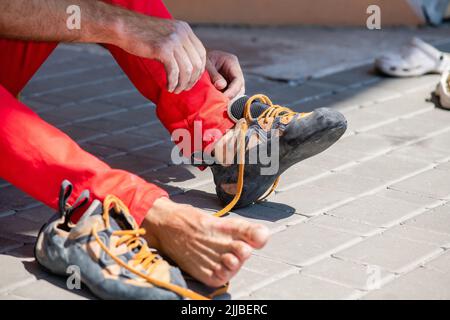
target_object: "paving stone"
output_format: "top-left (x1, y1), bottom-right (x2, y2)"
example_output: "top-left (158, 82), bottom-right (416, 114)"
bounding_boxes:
top-left (99, 91), bottom-right (151, 109)
top-left (389, 169), bottom-right (450, 200)
top-left (0, 236), bottom-right (23, 254)
top-left (15, 205), bottom-right (54, 224)
top-left (0, 186), bottom-right (36, 212)
top-left (363, 267), bottom-right (450, 300)
top-left (327, 191), bottom-right (432, 228)
top-left (90, 132), bottom-right (160, 151)
top-left (105, 154), bottom-right (166, 174)
top-left (244, 75), bottom-right (332, 105)
top-left (75, 116), bottom-right (133, 134)
top-left (324, 84), bottom-right (401, 108)
top-left (46, 77), bottom-right (134, 103)
top-left (171, 189), bottom-right (221, 213)
top-left (25, 65), bottom-right (121, 94)
top-left (369, 114), bottom-right (449, 143)
top-left (0, 254), bottom-right (44, 293)
top-left (309, 214), bottom-right (379, 237)
top-left (126, 123), bottom-right (171, 141)
top-left (376, 188), bottom-right (438, 206)
top-left (343, 108), bottom-right (395, 133)
top-left (388, 141), bottom-right (450, 163)
top-left (435, 161), bottom-right (450, 171)
top-left (362, 88), bottom-right (435, 117)
top-left (11, 278), bottom-right (94, 300)
top-left (371, 74), bottom-right (439, 93)
top-left (228, 204), bottom-right (301, 231)
top-left (413, 131), bottom-right (450, 154)
top-left (276, 163), bottom-right (328, 191)
top-left (311, 172), bottom-right (384, 194)
top-left (0, 293), bottom-right (26, 300)
top-left (106, 106), bottom-right (159, 126)
top-left (318, 65), bottom-right (381, 88)
top-left (229, 255), bottom-right (297, 298)
top-left (264, 184), bottom-right (353, 216)
top-left (294, 92), bottom-right (358, 113)
top-left (334, 234), bottom-right (441, 273)
top-left (330, 133), bottom-right (405, 159)
top-left (79, 142), bottom-right (123, 159)
top-left (300, 151), bottom-right (356, 171)
top-left (302, 257), bottom-right (395, 291)
top-left (58, 125), bottom-right (105, 142)
top-left (132, 144), bottom-right (176, 164)
top-left (53, 101), bottom-right (124, 122)
top-left (259, 222), bottom-right (358, 266)
top-left (140, 165), bottom-right (213, 190)
top-left (341, 155), bottom-right (429, 183)
top-left (383, 225), bottom-right (450, 247)
top-left (249, 272), bottom-right (357, 300)
top-left (403, 204), bottom-right (450, 235)
top-left (0, 215), bottom-right (43, 244)
top-left (424, 250), bottom-right (450, 273)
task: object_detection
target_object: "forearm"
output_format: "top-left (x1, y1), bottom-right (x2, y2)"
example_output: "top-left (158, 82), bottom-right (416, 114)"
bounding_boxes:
top-left (0, 0), bottom-right (129, 45)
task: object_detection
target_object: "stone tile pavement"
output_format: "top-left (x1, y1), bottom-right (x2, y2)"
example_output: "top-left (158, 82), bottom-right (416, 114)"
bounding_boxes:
top-left (1, 26), bottom-right (450, 300)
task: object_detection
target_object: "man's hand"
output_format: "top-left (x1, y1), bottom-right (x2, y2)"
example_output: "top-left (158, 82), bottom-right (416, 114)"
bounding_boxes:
top-left (117, 17), bottom-right (206, 94)
top-left (206, 50), bottom-right (245, 100)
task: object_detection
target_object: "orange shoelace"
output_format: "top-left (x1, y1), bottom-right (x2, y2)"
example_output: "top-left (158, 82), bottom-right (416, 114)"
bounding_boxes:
top-left (92, 195), bottom-right (209, 300)
top-left (214, 94), bottom-right (309, 217)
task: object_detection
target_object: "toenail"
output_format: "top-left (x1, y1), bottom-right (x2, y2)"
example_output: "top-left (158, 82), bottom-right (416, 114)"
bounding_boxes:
top-left (252, 226), bottom-right (270, 244)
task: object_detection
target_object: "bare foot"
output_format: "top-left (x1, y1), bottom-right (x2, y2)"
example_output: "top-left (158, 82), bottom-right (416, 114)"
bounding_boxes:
top-left (142, 197), bottom-right (270, 288)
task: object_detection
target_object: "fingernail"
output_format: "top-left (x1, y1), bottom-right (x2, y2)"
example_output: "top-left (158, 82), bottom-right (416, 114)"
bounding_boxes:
top-left (215, 79), bottom-right (227, 88)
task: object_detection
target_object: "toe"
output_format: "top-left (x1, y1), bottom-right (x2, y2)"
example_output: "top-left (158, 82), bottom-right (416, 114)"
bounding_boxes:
top-left (230, 240), bottom-right (253, 261)
top-left (221, 253), bottom-right (241, 272)
top-left (221, 219), bottom-right (270, 249)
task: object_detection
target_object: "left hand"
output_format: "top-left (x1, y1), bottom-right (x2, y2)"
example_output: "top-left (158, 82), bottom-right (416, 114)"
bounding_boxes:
top-left (206, 50), bottom-right (245, 100)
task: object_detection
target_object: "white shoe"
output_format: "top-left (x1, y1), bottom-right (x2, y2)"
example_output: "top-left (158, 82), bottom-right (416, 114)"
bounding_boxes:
top-left (375, 37), bottom-right (450, 77)
top-left (435, 70), bottom-right (450, 110)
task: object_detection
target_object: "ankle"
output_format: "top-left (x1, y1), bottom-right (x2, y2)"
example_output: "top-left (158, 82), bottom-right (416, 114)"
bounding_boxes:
top-left (142, 197), bottom-right (176, 246)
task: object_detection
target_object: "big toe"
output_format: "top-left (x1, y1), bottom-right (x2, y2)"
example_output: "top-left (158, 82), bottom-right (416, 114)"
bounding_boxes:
top-left (223, 219), bottom-right (270, 249)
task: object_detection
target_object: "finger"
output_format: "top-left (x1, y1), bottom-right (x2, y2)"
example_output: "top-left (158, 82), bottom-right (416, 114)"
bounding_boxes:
top-left (162, 54), bottom-right (179, 93)
top-left (223, 77), bottom-right (245, 99)
top-left (182, 38), bottom-right (203, 90)
top-left (187, 30), bottom-right (207, 73)
top-left (206, 60), bottom-right (228, 90)
top-left (174, 47), bottom-right (193, 94)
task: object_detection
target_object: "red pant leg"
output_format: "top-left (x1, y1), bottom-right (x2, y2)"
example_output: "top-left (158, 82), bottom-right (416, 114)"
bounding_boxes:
top-left (103, 0), bottom-right (235, 156)
top-left (0, 39), bottom-right (57, 96)
top-left (0, 86), bottom-right (168, 224)
top-left (0, 36), bottom-right (168, 224)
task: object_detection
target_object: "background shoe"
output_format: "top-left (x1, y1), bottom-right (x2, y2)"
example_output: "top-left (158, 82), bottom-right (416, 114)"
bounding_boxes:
top-left (210, 94), bottom-right (347, 214)
top-left (35, 181), bottom-right (207, 300)
top-left (375, 37), bottom-right (450, 77)
top-left (435, 70), bottom-right (450, 110)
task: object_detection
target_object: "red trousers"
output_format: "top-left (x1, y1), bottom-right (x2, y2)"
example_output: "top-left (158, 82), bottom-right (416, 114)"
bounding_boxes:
top-left (0, 0), bottom-right (234, 224)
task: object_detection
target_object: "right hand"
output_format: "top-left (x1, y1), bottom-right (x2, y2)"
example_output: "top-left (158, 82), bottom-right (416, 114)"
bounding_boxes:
top-left (116, 16), bottom-right (206, 94)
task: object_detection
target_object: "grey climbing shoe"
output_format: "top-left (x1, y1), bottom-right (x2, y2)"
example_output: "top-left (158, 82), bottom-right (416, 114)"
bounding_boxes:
top-left (35, 180), bottom-right (206, 300)
top-left (208, 94), bottom-right (347, 214)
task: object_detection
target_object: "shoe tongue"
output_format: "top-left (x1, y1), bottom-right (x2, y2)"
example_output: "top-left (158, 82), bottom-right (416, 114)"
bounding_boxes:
top-left (107, 207), bottom-right (138, 231)
top-left (78, 199), bottom-right (138, 231)
top-left (228, 95), bottom-right (269, 123)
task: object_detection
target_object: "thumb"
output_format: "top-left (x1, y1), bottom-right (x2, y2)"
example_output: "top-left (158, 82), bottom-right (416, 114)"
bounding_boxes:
top-left (207, 62), bottom-right (227, 90)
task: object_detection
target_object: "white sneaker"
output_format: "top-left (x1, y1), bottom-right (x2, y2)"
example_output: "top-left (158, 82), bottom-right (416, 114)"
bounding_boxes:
top-left (435, 70), bottom-right (450, 110)
top-left (375, 37), bottom-right (450, 77)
